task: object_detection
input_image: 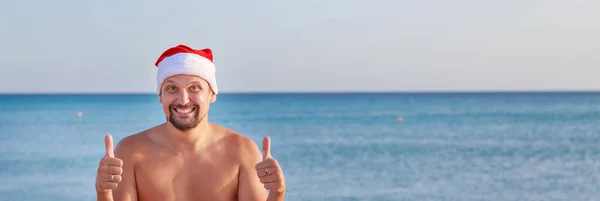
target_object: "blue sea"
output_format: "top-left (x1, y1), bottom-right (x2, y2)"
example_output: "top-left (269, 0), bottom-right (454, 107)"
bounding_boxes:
top-left (1, 92), bottom-right (600, 201)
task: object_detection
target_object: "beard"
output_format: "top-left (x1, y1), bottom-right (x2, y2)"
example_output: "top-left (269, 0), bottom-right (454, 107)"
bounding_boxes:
top-left (168, 102), bottom-right (205, 131)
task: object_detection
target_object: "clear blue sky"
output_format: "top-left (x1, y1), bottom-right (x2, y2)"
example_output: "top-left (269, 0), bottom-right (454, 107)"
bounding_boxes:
top-left (1, 0), bottom-right (599, 93)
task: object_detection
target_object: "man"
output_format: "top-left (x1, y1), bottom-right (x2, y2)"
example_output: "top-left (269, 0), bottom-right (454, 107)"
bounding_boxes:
top-left (94, 45), bottom-right (286, 201)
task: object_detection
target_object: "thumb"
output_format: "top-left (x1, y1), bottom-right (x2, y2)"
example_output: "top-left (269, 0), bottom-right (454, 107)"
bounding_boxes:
top-left (262, 136), bottom-right (271, 161)
top-left (105, 134), bottom-right (114, 158)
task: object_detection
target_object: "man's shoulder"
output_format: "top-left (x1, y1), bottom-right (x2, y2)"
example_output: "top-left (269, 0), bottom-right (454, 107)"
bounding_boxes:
top-left (114, 124), bottom-right (162, 158)
top-left (211, 123), bottom-right (262, 161)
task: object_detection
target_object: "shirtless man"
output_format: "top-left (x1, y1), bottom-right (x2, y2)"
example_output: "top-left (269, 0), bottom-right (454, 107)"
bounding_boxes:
top-left (94, 45), bottom-right (286, 201)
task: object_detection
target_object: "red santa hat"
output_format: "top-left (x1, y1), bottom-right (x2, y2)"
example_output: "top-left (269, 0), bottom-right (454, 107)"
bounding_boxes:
top-left (154, 44), bottom-right (218, 94)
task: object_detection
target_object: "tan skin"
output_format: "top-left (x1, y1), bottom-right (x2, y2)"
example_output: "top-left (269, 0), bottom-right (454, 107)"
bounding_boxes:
top-left (95, 74), bottom-right (286, 201)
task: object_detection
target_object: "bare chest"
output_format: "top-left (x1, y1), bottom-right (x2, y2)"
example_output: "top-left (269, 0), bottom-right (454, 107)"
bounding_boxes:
top-left (135, 155), bottom-right (239, 201)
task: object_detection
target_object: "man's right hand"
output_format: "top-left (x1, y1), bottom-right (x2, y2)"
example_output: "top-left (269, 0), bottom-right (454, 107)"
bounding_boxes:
top-left (96, 134), bottom-right (124, 193)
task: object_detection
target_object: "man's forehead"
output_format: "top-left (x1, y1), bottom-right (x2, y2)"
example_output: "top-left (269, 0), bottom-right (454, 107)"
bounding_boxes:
top-left (164, 75), bottom-right (209, 84)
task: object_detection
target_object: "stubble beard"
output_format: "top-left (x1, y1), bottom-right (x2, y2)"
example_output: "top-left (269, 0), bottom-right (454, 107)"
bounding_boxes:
top-left (168, 103), bottom-right (206, 131)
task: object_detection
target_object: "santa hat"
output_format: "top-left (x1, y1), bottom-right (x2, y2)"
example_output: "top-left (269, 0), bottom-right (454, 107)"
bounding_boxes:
top-left (154, 44), bottom-right (218, 94)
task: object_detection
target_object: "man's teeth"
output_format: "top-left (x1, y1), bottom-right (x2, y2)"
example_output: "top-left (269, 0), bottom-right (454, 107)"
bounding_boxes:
top-left (175, 108), bottom-right (194, 114)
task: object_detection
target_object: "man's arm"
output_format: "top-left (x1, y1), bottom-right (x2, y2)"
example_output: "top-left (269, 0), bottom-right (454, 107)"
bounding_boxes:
top-left (110, 136), bottom-right (139, 201)
top-left (238, 136), bottom-right (286, 201)
top-left (256, 137), bottom-right (286, 201)
top-left (238, 137), bottom-right (269, 201)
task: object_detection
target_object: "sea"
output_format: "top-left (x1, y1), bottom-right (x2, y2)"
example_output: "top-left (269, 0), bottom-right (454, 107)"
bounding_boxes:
top-left (1, 92), bottom-right (600, 201)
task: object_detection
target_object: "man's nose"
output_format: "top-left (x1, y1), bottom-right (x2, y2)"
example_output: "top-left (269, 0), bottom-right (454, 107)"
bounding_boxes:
top-left (176, 91), bottom-right (190, 105)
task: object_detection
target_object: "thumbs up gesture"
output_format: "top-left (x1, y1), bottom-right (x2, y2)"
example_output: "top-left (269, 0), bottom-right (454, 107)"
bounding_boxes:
top-left (255, 136), bottom-right (286, 194)
top-left (95, 134), bottom-right (124, 193)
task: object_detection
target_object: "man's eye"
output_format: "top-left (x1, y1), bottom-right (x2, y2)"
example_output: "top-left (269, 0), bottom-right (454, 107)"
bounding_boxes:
top-left (190, 85), bottom-right (201, 91)
top-left (167, 86), bottom-right (177, 92)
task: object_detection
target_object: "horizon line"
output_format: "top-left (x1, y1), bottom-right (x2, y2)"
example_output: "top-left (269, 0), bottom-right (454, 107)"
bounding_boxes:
top-left (2, 89), bottom-right (600, 95)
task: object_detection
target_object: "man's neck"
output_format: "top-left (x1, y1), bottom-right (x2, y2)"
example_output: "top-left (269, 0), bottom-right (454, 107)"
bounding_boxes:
top-left (163, 120), bottom-right (213, 153)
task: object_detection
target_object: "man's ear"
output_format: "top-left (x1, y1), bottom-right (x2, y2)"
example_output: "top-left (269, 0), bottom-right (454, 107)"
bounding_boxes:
top-left (158, 92), bottom-right (163, 103)
top-left (210, 91), bottom-right (217, 103)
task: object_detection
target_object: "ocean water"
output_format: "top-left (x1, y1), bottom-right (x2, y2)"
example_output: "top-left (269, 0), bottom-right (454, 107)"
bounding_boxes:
top-left (1, 92), bottom-right (600, 201)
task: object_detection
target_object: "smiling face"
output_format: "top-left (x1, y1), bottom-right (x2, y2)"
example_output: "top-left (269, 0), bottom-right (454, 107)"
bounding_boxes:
top-left (159, 74), bottom-right (216, 131)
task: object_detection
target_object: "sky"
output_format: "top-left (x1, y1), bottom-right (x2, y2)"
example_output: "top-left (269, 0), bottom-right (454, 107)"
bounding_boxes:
top-left (0, 0), bottom-right (599, 93)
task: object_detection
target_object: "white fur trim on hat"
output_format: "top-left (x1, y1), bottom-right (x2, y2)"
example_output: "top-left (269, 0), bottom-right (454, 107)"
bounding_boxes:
top-left (156, 52), bottom-right (218, 94)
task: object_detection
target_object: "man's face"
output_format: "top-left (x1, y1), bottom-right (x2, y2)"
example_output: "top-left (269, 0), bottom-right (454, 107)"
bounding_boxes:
top-left (158, 74), bottom-right (216, 131)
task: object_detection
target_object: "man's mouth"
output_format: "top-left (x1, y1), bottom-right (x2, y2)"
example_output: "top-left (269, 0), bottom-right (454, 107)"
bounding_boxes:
top-left (173, 107), bottom-right (197, 114)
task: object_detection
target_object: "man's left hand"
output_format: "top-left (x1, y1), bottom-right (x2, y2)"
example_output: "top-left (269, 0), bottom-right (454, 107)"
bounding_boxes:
top-left (255, 136), bottom-right (286, 194)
